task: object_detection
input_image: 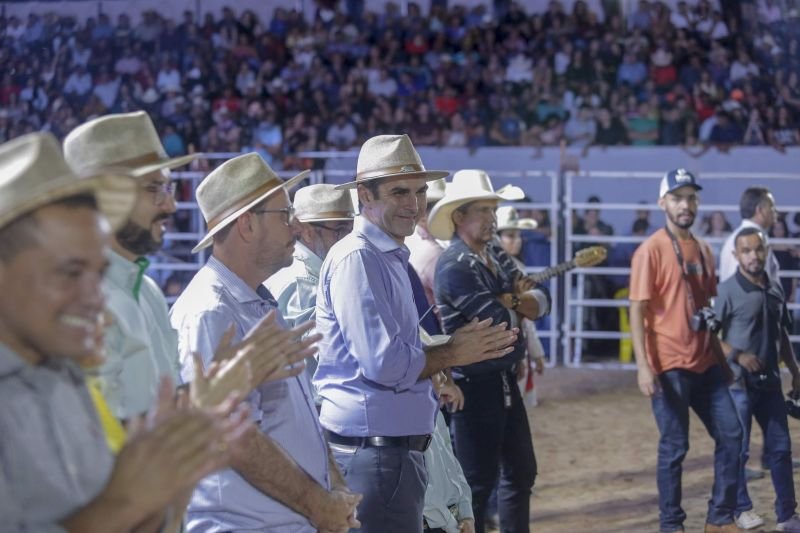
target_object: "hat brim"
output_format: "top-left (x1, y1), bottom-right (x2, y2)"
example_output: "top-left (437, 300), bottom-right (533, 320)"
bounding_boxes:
top-left (497, 218), bottom-right (538, 231)
top-left (192, 170), bottom-right (309, 253)
top-left (660, 183), bottom-right (702, 199)
top-left (0, 170), bottom-right (136, 232)
top-left (334, 170), bottom-right (450, 190)
top-left (427, 184), bottom-right (527, 241)
top-left (130, 153), bottom-right (200, 177)
top-left (297, 215), bottom-right (355, 223)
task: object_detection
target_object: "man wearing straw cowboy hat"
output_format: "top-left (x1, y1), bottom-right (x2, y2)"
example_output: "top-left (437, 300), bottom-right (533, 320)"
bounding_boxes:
top-left (429, 170), bottom-right (551, 533)
top-left (0, 132), bottom-right (250, 531)
top-left (64, 111), bottom-right (305, 422)
top-left (266, 184), bottom-right (355, 386)
top-left (170, 152), bottom-right (361, 532)
top-left (314, 134), bottom-right (519, 532)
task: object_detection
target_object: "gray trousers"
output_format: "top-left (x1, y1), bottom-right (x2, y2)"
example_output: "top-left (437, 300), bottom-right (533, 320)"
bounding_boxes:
top-left (331, 445), bottom-right (427, 533)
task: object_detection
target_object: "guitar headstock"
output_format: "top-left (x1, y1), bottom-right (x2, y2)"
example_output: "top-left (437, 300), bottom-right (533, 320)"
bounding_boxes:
top-left (574, 246), bottom-right (607, 267)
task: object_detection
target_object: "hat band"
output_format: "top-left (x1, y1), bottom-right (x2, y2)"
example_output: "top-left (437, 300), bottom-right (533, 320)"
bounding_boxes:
top-left (356, 163), bottom-right (425, 181)
top-left (206, 178), bottom-right (284, 230)
top-left (107, 151), bottom-right (169, 171)
top-left (297, 210), bottom-right (355, 221)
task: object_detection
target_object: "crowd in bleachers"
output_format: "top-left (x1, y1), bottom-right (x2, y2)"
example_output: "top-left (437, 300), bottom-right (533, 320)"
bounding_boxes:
top-left (1, 0), bottom-right (799, 173)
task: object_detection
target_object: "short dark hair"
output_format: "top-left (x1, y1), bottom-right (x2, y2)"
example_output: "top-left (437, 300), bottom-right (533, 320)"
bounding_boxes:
top-left (0, 194), bottom-right (98, 262)
top-left (739, 187), bottom-right (771, 219)
top-left (632, 219), bottom-right (650, 234)
top-left (357, 180), bottom-right (381, 210)
top-left (734, 226), bottom-right (765, 247)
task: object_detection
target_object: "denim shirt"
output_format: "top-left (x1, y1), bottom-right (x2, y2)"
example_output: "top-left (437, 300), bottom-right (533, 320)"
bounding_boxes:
top-left (435, 236), bottom-right (545, 376)
top-left (170, 255), bottom-right (329, 532)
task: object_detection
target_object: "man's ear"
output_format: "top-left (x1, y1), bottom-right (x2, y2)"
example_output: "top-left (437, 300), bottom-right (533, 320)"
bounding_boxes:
top-left (452, 209), bottom-right (463, 227)
top-left (657, 197), bottom-right (666, 211)
top-left (356, 184), bottom-right (371, 206)
top-left (235, 212), bottom-right (255, 243)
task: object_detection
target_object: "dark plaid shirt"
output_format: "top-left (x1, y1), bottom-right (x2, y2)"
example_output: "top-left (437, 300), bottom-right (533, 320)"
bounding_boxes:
top-left (434, 235), bottom-right (550, 376)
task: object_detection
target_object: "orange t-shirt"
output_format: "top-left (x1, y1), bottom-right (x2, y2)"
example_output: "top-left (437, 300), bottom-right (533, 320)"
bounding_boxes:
top-left (629, 228), bottom-right (717, 374)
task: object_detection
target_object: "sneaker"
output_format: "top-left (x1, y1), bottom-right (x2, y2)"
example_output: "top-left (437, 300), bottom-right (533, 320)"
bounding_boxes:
top-left (735, 510), bottom-right (765, 530)
top-left (704, 523), bottom-right (742, 532)
top-left (745, 467), bottom-right (765, 480)
top-left (777, 514), bottom-right (800, 532)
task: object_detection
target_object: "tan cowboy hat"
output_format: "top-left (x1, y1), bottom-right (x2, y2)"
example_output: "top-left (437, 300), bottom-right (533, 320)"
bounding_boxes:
top-left (427, 169), bottom-right (525, 241)
top-left (335, 134), bottom-right (449, 190)
top-left (294, 184), bottom-right (355, 223)
top-left (63, 111), bottom-right (199, 177)
top-left (426, 178), bottom-right (447, 204)
top-left (192, 153), bottom-right (309, 253)
top-left (0, 132), bottom-right (136, 231)
top-left (496, 205), bottom-right (537, 232)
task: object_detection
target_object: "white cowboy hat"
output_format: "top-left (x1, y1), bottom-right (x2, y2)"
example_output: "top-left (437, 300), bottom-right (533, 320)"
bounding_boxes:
top-left (427, 169), bottom-right (525, 241)
top-left (64, 111), bottom-right (199, 177)
top-left (294, 184), bottom-right (355, 223)
top-left (0, 132), bottom-right (136, 231)
top-left (192, 153), bottom-right (308, 253)
top-left (496, 205), bottom-right (537, 232)
top-left (335, 134), bottom-right (449, 190)
top-left (426, 178), bottom-right (447, 204)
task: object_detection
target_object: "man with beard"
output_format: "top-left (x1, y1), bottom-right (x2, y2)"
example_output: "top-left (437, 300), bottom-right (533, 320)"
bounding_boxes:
top-left (629, 169), bottom-right (742, 533)
top-left (64, 111), bottom-right (305, 422)
top-left (719, 187), bottom-right (780, 283)
top-left (715, 228), bottom-right (800, 532)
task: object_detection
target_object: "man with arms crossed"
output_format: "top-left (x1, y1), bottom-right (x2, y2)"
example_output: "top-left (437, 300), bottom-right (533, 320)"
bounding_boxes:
top-left (715, 227), bottom-right (800, 532)
top-left (630, 168), bottom-right (742, 533)
top-left (315, 135), bottom-right (518, 532)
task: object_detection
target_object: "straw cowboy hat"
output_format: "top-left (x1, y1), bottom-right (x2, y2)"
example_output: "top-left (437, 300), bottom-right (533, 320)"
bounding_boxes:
top-left (294, 184), bottom-right (355, 223)
top-left (426, 178), bottom-right (447, 204)
top-left (496, 205), bottom-right (537, 232)
top-left (192, 153), bottom-right (308, 253)
top-left (335, 134), bottom-right (449, 190)
top-left (64, 111), bottom-right (198, 177)
top-left (427, 169), bottom-right (525, 241)
top-left (0, 132), bottom-right (136, 231)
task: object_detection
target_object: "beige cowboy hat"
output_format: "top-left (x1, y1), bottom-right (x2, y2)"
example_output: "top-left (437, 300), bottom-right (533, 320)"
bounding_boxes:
top-left (192, 153), bottom-right (309, 253)
top-left (426, 178), bottom-right (447, 204)
top-left (294, 184), bottom-right (355, 223)
top-left (335, 134), bottom-right (449, 190)
top-left (496, 205), bottom-right (537, 232)
top-left (0, 132), bottom-right (136, 231)
top-left (64, 111), bottom-right (199, 177)
top-left (427, 169), bottom-right (525, 241)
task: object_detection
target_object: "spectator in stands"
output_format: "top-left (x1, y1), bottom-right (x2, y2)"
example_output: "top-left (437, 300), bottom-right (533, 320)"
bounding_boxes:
top-left (326, 112), bottom-right (358, 150)
top-left (564, 105), bottom-right (597, 151)
top-left (626, 101), bottom-right (659, 145)
top-left (768, 107), bottom-right (800, 151)
top-left (593, 107), bottom-right (630, 147)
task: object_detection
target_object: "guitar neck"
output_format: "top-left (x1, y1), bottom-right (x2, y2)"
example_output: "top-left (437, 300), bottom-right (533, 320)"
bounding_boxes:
top-left (528, 259), bottom-right (577, 284)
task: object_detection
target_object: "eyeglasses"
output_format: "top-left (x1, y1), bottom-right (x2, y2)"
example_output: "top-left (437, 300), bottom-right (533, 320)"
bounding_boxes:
top-left (143, 181), bottom-right (177, 206)
top-left (251, 205), bottom-right (295, 225)
top-left (310, 222), bottom-right (353, 240)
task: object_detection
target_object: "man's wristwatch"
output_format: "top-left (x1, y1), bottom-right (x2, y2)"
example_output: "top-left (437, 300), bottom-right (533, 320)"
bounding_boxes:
top-left (510, 294), bottom-right (520, 310)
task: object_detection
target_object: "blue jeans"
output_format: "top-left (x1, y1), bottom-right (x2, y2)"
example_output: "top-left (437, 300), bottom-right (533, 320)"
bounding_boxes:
top-left (729, 385), bottom-right (797, 522)
top-left (651, 365), bottom-right (742, 531)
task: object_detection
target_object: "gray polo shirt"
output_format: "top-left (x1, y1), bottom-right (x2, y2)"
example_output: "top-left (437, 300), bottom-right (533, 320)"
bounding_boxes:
top-left (714, 269), bottom-right (792, 389)
top-left (0, 343), bottom-right (113, 532)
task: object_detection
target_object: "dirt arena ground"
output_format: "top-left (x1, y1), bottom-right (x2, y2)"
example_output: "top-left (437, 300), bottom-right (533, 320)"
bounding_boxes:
top-left (495, 367), bottom-right (800, 533)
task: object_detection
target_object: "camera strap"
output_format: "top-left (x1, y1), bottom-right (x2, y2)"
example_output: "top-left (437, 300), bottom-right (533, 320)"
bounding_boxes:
top-left (664, 225), bottom-right (710, 313)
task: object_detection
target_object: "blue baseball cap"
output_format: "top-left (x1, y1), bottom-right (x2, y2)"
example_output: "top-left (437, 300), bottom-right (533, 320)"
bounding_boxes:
top-left (659, 168), bottom-right (702, 198)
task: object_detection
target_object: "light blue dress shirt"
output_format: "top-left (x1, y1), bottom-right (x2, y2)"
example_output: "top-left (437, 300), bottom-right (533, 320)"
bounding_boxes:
top-left (314, 216), bottom-right (437, 437)
top-left (170, 255), bottom-right (329, 532)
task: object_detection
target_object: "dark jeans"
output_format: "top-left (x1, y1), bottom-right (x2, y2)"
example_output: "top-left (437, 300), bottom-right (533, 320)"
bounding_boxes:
top-left (452, 370), bottom-right (536, 533)
top-left (729, 385), bottom-right (797, 522)
top-left (651, 365), bottom-right (742, 531)
top-left (331, 445), bottom-right (427, 533)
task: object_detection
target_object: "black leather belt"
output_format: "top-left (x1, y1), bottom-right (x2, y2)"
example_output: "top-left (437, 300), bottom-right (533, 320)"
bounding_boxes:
top-left (328, 431), bottom-right (433, 452)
